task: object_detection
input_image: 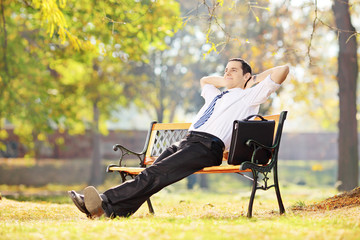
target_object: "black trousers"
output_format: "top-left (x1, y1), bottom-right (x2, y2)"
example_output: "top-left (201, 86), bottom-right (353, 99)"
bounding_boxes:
top-left (103, 131), bottom-right (225, 217)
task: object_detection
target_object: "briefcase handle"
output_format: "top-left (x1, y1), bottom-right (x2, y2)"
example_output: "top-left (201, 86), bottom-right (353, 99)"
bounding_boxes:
top-left (243, 114), bottom-right (268, 121)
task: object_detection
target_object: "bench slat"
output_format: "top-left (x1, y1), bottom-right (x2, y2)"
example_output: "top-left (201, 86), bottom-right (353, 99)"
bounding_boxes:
top-left (144, 156), bottom-right (230, 166)
top-left (108, 166), bottom-right (146, 175)
top-left (108, 165), bottom-right (252, 175)
top-left (195, 165), bottom-right (251, 174)
top-left (152, 123), bottom-right (192, 130)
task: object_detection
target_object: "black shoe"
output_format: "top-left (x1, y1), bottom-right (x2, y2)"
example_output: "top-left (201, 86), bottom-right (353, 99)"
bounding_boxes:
top-left (84, 186), bottom-right (116, 219)
top-left (68, 190), bottom-right (91, 217)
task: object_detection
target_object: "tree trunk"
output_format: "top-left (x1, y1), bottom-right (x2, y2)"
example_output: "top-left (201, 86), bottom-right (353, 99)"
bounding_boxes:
top-left (156, 106), bottom-right (164, 123)
top-left (333, 0), bottom-right (359, 191)
top-left (89, 102), bottom-right (103, 186)
top-left (0, 0), bottom-right (9, 102)
top-left (0, 0), bottom-right (8, 74)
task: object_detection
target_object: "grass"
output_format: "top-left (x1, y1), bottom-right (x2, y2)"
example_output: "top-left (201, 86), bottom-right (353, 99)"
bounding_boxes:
top-left (1, 185), bottom-right (360, 240)
top-left (1, 159), bottom-right (359, 239)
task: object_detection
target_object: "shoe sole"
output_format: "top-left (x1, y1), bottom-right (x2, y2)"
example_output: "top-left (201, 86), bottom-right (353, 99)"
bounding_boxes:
top-left (84, 186), bottom-right (105, 218)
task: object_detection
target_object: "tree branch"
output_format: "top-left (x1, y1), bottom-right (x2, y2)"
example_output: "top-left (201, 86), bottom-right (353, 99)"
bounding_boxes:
top-left (102, 1), bottom-right (156, 34)
top-left (22, 0), bottom-right (35, 9)
top-left (307, 0), bottom-right (318, 66)
top-left (307, 0), bottom-right (359, 65)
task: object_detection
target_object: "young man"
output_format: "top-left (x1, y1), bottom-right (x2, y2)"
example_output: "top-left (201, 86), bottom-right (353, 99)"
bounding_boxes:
top-left (69, 58), bottom-right (289, 218)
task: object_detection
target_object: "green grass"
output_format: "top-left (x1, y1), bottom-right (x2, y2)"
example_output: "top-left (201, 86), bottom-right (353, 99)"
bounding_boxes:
top-left (1, 186), bottom-right (360, 240)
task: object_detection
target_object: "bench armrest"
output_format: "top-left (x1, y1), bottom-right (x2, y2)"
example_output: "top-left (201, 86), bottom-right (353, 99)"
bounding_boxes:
top-left (240, 139), bottom-right (275, 172)
top-left (245, 139), bottom-right (275, 152)
top-left (113, 144), bottom-right (144, 156)
top-left (112, 144), bottom-right (146, 167)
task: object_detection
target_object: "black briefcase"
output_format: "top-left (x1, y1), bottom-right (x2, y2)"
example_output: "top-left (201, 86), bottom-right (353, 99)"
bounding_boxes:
top-left (227, 114), bottom-right (275, 165)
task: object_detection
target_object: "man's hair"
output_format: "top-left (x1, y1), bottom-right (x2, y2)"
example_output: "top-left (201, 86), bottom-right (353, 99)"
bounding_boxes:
top-left (228, 58), bottom-right (252, 75)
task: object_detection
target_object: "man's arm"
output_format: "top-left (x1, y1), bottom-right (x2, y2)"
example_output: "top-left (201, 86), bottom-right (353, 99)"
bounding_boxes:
top-left (200, 76), bottom-right (225, 88)
top-left (245, 65), bottom-right (289, 89)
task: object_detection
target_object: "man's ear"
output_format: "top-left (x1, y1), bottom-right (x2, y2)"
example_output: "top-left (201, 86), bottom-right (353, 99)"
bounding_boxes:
top-left (244, 72), bottom-right (252, 81)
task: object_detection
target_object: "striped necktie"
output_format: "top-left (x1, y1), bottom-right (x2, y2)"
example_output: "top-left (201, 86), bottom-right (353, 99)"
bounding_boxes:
top-left (193, 90), bottom-right (229, 129)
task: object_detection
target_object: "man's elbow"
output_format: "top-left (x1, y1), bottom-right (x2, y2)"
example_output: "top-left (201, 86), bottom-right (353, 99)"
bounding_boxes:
top-left (282, 65), bottom-right (290, 82)
top-left (200, 76), bottom-right (213, 88)
top-left (200, 77), bottom-right (207, 88)
top-left (283, 65), bottom-right (290, 75)
top-left (275, 65), bottom-right (289, 84)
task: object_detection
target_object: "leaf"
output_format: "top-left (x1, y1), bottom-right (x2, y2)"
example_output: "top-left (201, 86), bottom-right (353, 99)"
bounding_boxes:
top-left (55, 137), bottom-right (65, 145)
top-left (59, 0), bottom-right (66, 9)
top-left (0, 129), bottom-right (8, 139)
top-left (37, 133), bottom-right (47, 141)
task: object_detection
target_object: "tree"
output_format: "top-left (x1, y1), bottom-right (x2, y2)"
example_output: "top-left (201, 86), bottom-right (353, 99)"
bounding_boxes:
top-left (128, 28), bottom-right (222, 123)
top-left (56, 0), bottom-right (182, 185)
top-left (333, 0), bottom-right (358, 191)
top-left (192, 0), bottom-right (359, 191)
top-left (0, 0), bottom-right (182, 185)
top-left (285, 0), bottom-right (359, 190)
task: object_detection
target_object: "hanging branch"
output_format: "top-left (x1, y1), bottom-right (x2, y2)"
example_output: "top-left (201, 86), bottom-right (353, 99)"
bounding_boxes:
top-left (307, 0), bottom-right (359, 65)
top-left (199, 0), bottom-right (273, 54)
top-left (307, 0), bottom-right (318, 66)
top-left (102, 1), bottom-right (156, 34)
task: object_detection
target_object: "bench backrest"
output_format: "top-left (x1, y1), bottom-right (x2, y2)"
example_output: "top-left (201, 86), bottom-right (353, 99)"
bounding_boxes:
top-left (144, 123), bottom-right (191, 165)
top-left (142, 112), bottom-right (286, 165)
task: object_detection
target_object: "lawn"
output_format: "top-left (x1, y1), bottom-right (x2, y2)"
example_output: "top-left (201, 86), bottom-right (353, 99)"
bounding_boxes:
top-left (1, 185), bottom-right (360, 240)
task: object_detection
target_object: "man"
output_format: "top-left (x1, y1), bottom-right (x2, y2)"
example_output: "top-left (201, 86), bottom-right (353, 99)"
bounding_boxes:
top-left (69, 58), bottom-right (289, 218)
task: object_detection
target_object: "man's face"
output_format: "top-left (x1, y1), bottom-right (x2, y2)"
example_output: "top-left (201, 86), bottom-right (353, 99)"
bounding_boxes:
top-left (223, 61), bottom-right (249, 89)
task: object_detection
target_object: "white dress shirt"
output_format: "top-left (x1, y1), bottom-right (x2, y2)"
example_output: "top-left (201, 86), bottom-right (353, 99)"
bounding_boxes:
top-left (189, 74), bottom-right (281, 150)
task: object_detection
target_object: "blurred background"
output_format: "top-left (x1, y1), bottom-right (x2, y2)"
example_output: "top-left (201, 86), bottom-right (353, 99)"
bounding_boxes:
top-left (0, 0), bottom-right (359, 198)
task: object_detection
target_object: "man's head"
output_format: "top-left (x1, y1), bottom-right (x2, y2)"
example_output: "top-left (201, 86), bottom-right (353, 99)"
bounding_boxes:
top-left (224, 58), bottom-right (252, 89)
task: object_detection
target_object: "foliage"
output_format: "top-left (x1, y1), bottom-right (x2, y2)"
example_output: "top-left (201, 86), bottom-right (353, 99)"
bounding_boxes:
top-left (0, 0), bottom-right (182, 155)
top-left (126, 28), bottom-right (224, 122)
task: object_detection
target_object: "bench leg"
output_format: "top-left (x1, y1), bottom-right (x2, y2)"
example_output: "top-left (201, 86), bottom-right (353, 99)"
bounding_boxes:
top-left (247, 169), bottom-right (258, 218)
top-left (274, 165), bottom-right (285, 215)
top-left (146, 198), bottom-right (155, 214)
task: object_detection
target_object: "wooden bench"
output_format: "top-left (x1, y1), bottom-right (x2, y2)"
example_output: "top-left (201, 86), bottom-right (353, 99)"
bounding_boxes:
top-left (106, 111), bottom-right (287, 217)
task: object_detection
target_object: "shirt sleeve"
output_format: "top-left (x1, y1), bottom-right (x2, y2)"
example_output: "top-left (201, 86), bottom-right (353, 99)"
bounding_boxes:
top-left (201, 84), bottom-right (221, 103)
top-left (246, 74), bottom-right (281, 106)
